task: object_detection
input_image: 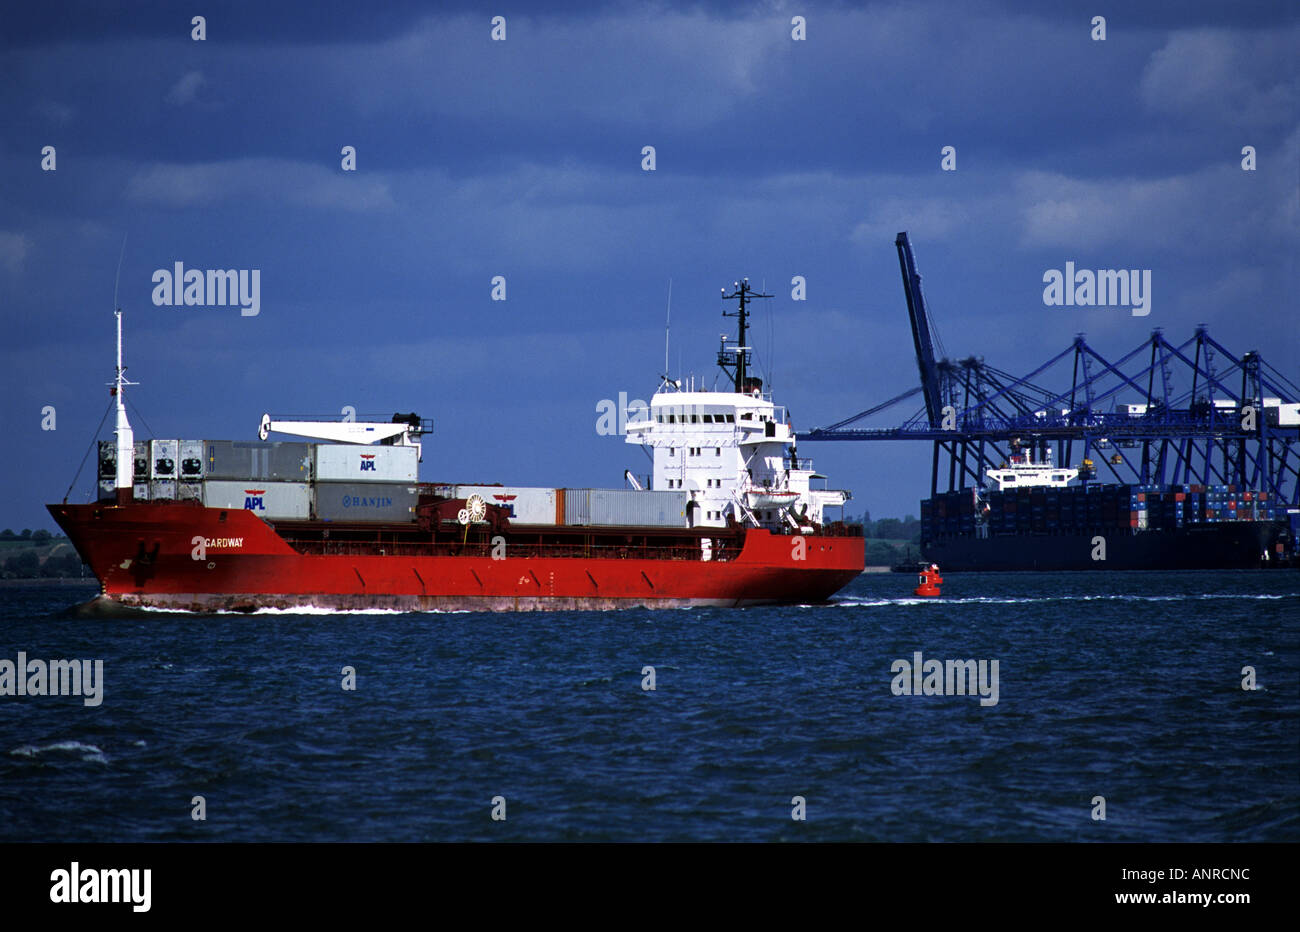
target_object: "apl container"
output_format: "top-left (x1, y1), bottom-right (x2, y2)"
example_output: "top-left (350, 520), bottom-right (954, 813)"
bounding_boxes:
top-left (315, 481), bottom-right (418, 523)
top-left (564, 489), bottom-right (688, 527)
top-left (202, 480), bottom-right (311, 519)
top-left (314, 445), bottom-right (418, 483)
top-left (440, 485), bottom-right (559, 525)
top-left (205, 441), bottom-right (313, 481)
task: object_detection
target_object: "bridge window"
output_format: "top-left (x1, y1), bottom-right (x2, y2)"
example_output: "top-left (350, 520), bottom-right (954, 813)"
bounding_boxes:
top-left (726, 414), bottom-right (735, 423)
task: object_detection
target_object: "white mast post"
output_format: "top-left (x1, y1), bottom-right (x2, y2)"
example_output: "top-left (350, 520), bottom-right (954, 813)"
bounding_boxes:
top-left (113, 310), bottom-right (135, 504)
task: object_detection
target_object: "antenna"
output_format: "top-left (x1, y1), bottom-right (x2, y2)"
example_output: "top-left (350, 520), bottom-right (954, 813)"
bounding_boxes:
top-left (717, 278), bottom-right (772, 393)
top-left (112, 233), bottom-right (127, 313)
top-left (663, 278), bottom-right (672, 379)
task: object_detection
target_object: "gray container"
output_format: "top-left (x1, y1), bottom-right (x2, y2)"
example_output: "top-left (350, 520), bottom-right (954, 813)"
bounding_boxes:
top-left (315, 481), bottom-right (418, 523)
top-left (150, 479), bottom-right (177, 500)
top-left (178, 482), bottom-right (202, 502)
top-left (98, 440), bottom-right (116, 480)
top-left (179, 440), bottom-right (205, 480)
top-left (150, 439), bottom-right (179, 479)
top-left (205, 441), bottom-right (313, 481)
top-left (202, 480), bottom-right (311, 519)
top-left (564, 489), bottom-right (688, 527)
top-left (446, 485), bottom-right (558, 525)
top-left (314, 444), bottom-right (418, 483)
top-left (132, 481), bottom-right (150, 501)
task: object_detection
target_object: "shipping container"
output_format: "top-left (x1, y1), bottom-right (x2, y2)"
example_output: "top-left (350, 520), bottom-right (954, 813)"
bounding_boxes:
top-left (564, 488), bottom-right (688, 527)
top-left (436, 485), bottom-right (559, 525)
top-left (178, 482), bottom-right (202, 502)
top-left (149, 439), bottom-right (179, 479)
top-left (314, 481), bottom-right (417, 523)
top-left (179, 440), bottom-right (205, 479)
top-left (98, 478), bottom-right (115, 500)
top-left (133, 441), bottom-right (149, 481)
top-left (314, 444), bottom-right (418, 483)
top-left (204, 441), bottom-right (313, 481)
top-left (98, 440), bottom-right (116, 480)
top-left (132, 480), bottom-right (150, 501)
top-left (150, 480), bottom-right (176, 500)
top-left (202, 480), bottom-right (311, 519)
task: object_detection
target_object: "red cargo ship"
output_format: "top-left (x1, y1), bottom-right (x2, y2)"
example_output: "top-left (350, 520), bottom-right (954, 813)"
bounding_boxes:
top-left (50, 285), bottom-right (863, 612)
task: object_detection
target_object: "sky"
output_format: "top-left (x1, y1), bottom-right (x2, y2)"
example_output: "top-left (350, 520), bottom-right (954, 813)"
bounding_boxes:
top-left (1, 0), bottom-right (1296, 532)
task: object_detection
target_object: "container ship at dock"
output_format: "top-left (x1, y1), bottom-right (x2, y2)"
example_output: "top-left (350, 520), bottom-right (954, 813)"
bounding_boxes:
top-left (919, 445), bottom-right (1293, 571)
top-left (48, 285), bottom-right (863, 612)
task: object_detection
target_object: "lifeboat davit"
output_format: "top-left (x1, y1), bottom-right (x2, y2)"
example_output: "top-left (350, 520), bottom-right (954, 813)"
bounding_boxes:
top-left (914, 563), bottom-right (943, 597)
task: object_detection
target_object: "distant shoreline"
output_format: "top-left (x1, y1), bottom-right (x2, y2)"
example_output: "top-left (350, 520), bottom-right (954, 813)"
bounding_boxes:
top-left (0, 578), bottom-right (98, 588)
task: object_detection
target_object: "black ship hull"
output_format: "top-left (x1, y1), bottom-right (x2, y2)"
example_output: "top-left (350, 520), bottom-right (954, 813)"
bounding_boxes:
top-left (923, 520), bottom-right (1286, 571)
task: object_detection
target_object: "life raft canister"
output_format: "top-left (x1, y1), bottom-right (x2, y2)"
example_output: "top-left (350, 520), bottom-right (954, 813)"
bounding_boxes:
top-left (914, 563), bottom-right (943, 597)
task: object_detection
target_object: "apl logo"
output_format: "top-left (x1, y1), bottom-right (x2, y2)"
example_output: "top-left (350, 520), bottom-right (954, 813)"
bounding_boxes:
top-left (243, 488), bottom-right (266, 510)
top-left (493, 494), bottom-right (516, 518)
top-left (360, 454), bottom-right (377, 472)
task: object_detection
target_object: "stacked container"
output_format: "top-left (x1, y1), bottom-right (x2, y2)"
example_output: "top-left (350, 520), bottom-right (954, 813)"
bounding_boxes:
top-left (313, 444), bottom-right (419, 523)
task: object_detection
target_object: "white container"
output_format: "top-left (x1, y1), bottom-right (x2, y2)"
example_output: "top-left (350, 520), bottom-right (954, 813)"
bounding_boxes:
top-left (179, 440), bottom-right (205, 480)
top-left (150, 439), bottom-right (179, 479)
top-left (444, 485), bottom-right (559, 525)
top-left (314, 444), bottom-right (418, 483)
top-left (202, 480), bottom-right (311, 519)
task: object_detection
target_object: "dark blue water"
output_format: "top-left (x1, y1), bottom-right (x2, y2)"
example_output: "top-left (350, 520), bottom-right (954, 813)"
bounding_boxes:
top-left (2, 572), bottom-right (1296, 842)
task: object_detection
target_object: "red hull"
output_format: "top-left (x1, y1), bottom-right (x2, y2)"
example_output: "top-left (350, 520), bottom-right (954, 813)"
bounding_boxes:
top-left (48, 502), bottom-right (864, 612)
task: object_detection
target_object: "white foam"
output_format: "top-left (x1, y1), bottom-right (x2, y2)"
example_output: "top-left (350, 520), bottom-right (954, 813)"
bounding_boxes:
top-left (9, 740), bottom-right (108, 764)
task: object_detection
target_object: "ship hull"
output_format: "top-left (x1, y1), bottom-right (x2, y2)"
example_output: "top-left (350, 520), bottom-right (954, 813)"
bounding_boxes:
top-left (48, 502), bottom-right (863, 612)
top-left (923, 521), bottom-right (1285, 571)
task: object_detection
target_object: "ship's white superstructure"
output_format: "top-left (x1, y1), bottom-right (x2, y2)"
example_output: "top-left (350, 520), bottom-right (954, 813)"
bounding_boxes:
top-left (624, 387), bottom-right (849, 530)
top-left (984, 447), bottom-right (1078, 491)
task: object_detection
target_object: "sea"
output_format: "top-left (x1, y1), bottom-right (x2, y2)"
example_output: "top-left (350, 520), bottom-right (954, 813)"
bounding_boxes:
top-left (1, 571), bottom-right (1296, 843)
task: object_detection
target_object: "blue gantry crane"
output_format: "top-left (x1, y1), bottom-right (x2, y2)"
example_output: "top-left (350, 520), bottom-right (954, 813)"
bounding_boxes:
top-left (803, 233), bottom-right (1300, 508)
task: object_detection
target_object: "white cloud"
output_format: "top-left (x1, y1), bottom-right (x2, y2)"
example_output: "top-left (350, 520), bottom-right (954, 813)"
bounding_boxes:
top-left (164, 70), bottom-right (206, 106)
top-left (33, 99), bottom-right (75, 124)
top-left (0, 232), bottom-right (31, 274)
top-left (1140, 27), bottom-right (1300, 126)
top-left (124, 158), bottom-right (395, 211)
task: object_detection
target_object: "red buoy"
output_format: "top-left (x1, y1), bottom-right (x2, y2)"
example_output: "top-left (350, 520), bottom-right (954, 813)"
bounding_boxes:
top-left (914, 563), bottom-right (943, 597)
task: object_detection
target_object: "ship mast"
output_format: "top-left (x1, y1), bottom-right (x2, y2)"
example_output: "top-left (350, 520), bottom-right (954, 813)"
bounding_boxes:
top-left (718, 278), bottom-right (771, 394)
top-left (111, 309), bottom-right (137, 505)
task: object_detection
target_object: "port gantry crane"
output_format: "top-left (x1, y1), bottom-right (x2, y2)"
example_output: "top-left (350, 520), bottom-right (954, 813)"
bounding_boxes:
top-left (801, 232), bottom-right (1300, 510)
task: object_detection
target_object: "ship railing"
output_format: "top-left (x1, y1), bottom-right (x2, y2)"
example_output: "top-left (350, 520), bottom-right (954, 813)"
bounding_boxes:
top-left (283, 539), bottom-right (743, 562)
